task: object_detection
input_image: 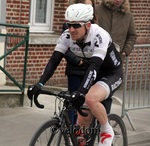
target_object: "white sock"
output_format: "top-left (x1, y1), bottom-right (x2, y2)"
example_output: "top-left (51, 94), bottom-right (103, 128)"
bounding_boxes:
top-left (101, 121), bottom-right (112, 133)
top-left (98, 121), bottom-right (114, 146)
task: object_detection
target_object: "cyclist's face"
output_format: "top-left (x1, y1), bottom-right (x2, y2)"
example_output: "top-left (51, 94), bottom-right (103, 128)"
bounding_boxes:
top-left (84, 0), bottom-right (92, 5)
top-left (67, 22), bottom-right (91, 41)
top-left (114, 0), bottom-right (124, 7)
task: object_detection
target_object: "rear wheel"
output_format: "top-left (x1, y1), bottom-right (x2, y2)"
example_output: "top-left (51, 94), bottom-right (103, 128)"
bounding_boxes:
top-left (29, 119), bottom-right (70, 146)
top-left (88, 114), bottom-right (128, 146)
top-left (108, 114), bottom-right (128, 146)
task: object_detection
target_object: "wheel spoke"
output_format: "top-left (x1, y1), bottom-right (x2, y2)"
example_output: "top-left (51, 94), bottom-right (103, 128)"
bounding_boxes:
top-left (29, 120), bottom-right (70, 146)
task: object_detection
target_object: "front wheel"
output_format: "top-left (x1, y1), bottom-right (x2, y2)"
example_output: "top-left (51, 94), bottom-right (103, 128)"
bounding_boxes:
top-left (29, 119), bottom-right (70, 146)
top-left (108, 114), bottom-right (128, 146)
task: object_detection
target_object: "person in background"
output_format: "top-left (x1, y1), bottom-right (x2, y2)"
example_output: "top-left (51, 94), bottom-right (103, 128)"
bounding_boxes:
top-left (27, 4), bottom-right (123, 146)
top-left (95, 0), bottom-right (137, 60)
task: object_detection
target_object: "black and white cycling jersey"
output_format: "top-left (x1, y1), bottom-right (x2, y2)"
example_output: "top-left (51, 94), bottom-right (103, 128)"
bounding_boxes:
top-left (56, 24), bottom-right (113, 59)
top-left (39, 23), bottom-right (123, 95)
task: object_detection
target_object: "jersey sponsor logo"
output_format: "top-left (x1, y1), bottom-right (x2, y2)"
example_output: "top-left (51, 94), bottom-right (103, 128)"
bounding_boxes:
top-left (66, 34), bottom-right (70, 39)
top-left (94, 34), bottom-right (102, 47)
top-left (83, 70), bottom-right (97, 89)
top-left (110, 50), bottom-right (120, 66)
top-left (93, 70), bottom-right (97, 80)
top-left (70, 45), bottom-right (93, 57)
top-left (111, 78), bottom-right (122, 91)
top-left (58, 33), bottom-right (70, 44)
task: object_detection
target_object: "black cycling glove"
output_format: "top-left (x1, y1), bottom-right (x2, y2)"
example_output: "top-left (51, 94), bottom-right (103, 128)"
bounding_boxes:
top-left (27, 83), bottom-right (43, 100)
top-left (70, 91), bottom-right (85, 109)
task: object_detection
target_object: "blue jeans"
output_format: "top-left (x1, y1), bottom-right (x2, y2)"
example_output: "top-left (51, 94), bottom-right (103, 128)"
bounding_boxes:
top-left (67, 75), bottom-right (83, 125)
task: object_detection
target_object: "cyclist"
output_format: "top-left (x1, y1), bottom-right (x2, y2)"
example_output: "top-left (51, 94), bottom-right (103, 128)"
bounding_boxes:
top-left (63, 0), bottom-right (113, 126)
top-left (27, 3), bottom-right (123, 146)
top-left (62, 0), bottom-right (102, 126)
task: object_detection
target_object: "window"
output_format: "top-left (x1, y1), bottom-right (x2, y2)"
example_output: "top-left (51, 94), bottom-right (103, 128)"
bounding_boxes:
top-left (0, 0), bottom-right (2, 22)
top-left (29, 0), bottom-right (54, 32)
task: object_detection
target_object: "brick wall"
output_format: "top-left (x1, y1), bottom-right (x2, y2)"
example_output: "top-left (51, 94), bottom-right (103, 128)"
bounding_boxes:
top-left (6, 0), bottom-right (29, 24)
top-left (26, 44), bottom-right (67, 86)
top-left (53, 0), bottom-right (69, 33)
top-left (5, 0), bottom-right (150, 87)
top-left (5, 0), bottom-right (29, 85)
top-left (130, 0), bottom-right (150, 43)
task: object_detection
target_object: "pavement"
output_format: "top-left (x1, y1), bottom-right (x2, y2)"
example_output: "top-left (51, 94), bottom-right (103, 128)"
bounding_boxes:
top-left (0, 88), bottom-right (150, 146)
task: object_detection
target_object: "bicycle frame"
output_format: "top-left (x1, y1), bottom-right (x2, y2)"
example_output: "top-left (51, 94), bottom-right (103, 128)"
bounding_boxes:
top-left (53, 98), bottom-right (80, 146)
top-left (51, 96), bottom-right (99, 146)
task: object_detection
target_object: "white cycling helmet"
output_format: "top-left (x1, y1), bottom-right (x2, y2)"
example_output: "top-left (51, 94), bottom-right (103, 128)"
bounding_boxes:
top-left (65, 3), bottom-right (93, 22)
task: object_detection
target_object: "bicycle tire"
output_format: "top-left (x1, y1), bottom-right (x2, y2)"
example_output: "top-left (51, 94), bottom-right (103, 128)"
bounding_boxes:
top-left (108, 114), bottom-right (128, 146)
top-left (29, 119), bottom-right (70, 146)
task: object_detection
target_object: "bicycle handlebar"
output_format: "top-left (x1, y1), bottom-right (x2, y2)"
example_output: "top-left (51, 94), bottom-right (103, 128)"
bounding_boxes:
top-left (33, 89), bottom-right (88, 117)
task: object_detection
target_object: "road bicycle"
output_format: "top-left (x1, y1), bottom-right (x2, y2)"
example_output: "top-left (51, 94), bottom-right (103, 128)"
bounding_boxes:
top-left (29, 89), bottom-right (128, 146)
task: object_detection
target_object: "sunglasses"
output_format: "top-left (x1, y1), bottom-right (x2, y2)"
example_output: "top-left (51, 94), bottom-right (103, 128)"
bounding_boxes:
top-left (66, 22), bottom-right (85, 29)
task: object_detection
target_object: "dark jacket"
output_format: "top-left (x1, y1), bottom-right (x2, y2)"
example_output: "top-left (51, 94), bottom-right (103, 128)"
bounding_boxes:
top-left (64, 48), bottom-right (91, 75)
top-left (96, 0), bottom-right (137, 56)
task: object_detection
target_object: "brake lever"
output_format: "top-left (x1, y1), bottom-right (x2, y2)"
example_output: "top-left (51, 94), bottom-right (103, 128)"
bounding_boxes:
top-left (30, 97), bottom-right (33, 107)
top-left (77, 107), bottom-right (88, 117)
top-left (34, 91), bottom-right (44, 109)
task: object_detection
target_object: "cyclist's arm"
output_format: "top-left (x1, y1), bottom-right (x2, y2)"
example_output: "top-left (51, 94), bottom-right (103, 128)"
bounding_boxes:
top-left (38, 31), bottom-right (70, 85)
top-left (78, 30), bottom-right (110, 94)
top-left (39, 51), bottom-right (64, 85)
top-left (78, 56), bottom-right (102, 94)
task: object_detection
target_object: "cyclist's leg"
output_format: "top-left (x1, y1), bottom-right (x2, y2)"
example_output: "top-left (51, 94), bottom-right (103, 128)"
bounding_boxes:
top-left (77, 105), bottom-right (93, 127)
top-left (101, 97), bottom-right (112, 114)
top-left (84, 83), bottom-right (114, 146)
top-left (80, 75), bottom-right (122, 146)
top-left (85, 83), bottom-right (112, 124)
top-left (75, 107), bottom-right (93, 146)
